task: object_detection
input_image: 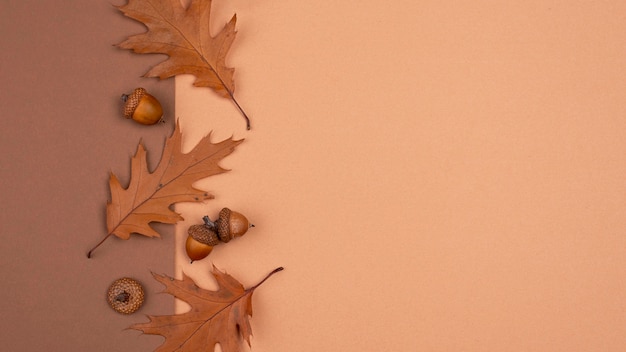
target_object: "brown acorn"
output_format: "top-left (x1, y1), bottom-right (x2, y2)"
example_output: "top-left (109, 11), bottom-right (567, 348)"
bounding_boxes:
top-left (185, 208), bottom-right (254, 263)
top-left (215, 208), bottom-right (253, 243)
top-left (107, 277), bottom-right (145, 314)
top-left (121, 87), bottom-right (163, 125)
top-left (186, 223), bottom-right (220, 263)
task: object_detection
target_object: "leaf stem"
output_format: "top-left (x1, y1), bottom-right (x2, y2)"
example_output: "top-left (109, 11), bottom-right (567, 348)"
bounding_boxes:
top-left (230, 95), bottom-right (251, 130)
top-left (249, 267), bottom-right (284, 291)
top-left (86, 233), bottom-right (113, 258)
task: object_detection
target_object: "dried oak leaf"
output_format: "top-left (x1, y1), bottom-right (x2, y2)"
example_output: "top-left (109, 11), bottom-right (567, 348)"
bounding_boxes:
top-left (131, 266), bottom-right (283, 352)
top-left (116, 0), bottom-right (251, 129)
top-left (87, 122), bottom-right (243, 258)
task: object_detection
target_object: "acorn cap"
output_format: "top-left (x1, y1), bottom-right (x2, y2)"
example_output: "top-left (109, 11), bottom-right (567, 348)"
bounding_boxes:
top-left (188, 224), bottom-right (220, 246)
top-left (123, 87), bottom-right (147, 119)
top-left (107, 277), bottom-right (145, 314)
top-left (216, 208), bottom-right (233, 243)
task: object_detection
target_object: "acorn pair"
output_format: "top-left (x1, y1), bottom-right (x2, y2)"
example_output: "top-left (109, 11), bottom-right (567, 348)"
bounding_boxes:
top-left (185, 208), bottom-right (254, 262)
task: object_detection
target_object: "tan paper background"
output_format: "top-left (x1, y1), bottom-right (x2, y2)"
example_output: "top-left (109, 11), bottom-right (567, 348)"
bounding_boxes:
top-left (175, 1), bottom-right (625, 351)
top-left (1, 0), bottom-right (625, 351)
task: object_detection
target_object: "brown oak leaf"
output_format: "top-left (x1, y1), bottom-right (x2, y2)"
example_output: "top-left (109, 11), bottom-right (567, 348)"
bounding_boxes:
top-left (116, 0), bottom-right (251, 129)
top-left (87, 122), bottom-right (243, 258)
top-left (131, 266), bottom-right (283, 352)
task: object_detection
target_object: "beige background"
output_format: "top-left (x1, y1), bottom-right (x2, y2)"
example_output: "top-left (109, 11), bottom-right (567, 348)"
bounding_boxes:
top-left (175, 0), bottom-right (626, 351)
top-left (1, 0), bottom-right (625, 351)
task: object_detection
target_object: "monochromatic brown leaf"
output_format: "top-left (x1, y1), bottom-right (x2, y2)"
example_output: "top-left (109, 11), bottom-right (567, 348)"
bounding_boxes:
top-left (116, 0), bottom-right (251, 129)
top-left (87, 122), bottom-right (243, 257)
top-left (131, 266), bottom-right (283, 352)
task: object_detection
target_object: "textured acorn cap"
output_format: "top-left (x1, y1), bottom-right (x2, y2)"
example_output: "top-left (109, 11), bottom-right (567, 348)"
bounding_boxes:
top-left (216, 208), bottom-right (233, 243)
top-left (123, 87), bottom-right (147, 119)
top-left (188, 224), bottom-right (220, 246)
top-left (107, 277), bottom-right (145, 314)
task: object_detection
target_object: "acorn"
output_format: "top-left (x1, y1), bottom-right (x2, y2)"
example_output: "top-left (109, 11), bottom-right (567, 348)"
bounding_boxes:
top-left (121, 87), bottom-right (163, 125)
top-left (185, 208), bottom-right (254, 263)
top-left (107, 277), bottom-right (145, 314)
top-left (186, 223), bottom-right (220, 262)
top-left (214, 207), bottom-right (252, 243)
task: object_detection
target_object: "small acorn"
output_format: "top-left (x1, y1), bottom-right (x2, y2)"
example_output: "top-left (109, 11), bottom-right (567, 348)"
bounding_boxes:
top-left (121, 87), bottom-right (163, 125)
top-left (186, 222), bottom-right (220, 262)
top-left (107, 277), bottom-right (145, 314)
top-left (214, 207), bottom-right (252, 243)
top-left (185, 208), bottom-right (254, 263)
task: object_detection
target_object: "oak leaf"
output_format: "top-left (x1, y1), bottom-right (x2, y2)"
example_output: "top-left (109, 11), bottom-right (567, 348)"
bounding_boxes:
top-left (131, 266), bottom-right (283, 352)
top-left (87, 122), bottom-right (243, 258)
top-left (116, 0), bottom-right (251, 129)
